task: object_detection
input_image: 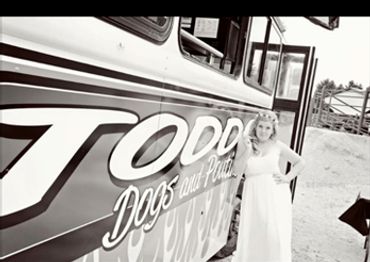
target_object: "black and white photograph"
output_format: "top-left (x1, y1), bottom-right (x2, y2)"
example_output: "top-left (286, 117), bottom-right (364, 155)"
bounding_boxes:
top-left (0, 16), bottom-right (369, 262)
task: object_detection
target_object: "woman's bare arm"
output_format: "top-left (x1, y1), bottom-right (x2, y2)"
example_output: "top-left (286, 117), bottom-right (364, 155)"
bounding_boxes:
top-left (277, 140), bottom-right (306, 181)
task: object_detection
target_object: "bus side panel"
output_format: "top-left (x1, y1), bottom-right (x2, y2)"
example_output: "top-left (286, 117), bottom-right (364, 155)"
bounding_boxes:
top-left (0, 17), bottom-right (257, 262)
top-left (0, 84), bottom-right (251, 261)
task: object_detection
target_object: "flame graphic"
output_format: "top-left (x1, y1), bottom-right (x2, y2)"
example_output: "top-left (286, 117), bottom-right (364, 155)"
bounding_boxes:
top-left (79, 248), bottom-right (100, 262)
top-left (74, 180), bottom-right (236, 262)
top-left (178, 198), bottom-right (196, 261)
top-left (197, 190), bottom-right (214, 258)
top-left (163, 209), bottom-right (177, 261)
top-left (151, 240), bottom-right (161, 261)
top-left (127, 226), bottom-right (145, 262)
top-left (183, 198), bottom-right (195, 246)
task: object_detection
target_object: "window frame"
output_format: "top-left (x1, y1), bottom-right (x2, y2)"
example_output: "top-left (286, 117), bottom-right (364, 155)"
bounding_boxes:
top-left (100, 16), bottom-right (173, 44)
top-left (178, 16), bottom-right (248, 77)
top-left (243, 17), bottom-right (284, 96)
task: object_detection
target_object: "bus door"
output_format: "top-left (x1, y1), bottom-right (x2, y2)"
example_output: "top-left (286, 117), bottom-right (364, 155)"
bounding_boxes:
top-left (272, 44), bottom-right (317, 200)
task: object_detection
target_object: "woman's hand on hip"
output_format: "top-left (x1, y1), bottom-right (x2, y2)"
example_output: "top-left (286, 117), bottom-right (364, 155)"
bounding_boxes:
top-left (273, 172), bottom-right (291, 184)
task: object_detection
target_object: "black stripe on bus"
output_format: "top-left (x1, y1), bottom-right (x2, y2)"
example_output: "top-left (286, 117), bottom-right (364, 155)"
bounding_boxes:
top-left (2, 212), bottom-right (117, 262)
top-left (0, 71), bottom-right (261, 112)
top-left (0, 43), bottom-right (262, 110)
top-left (0, 124), bottom-right (50, 179)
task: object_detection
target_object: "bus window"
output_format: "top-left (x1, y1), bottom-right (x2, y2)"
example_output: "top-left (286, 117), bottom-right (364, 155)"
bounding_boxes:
top-left (244, 17), bottom-right (283, 95)
top-left (261, 23), bottom-right (283, 92)
top-left (101, 16), bottom-right (173, 43)
top-left (276, 52), bottom-right (306, 100)
top-left (245, 17), bottom-right (269, 83)
top-left (179, 16), bottom-right (245, 75)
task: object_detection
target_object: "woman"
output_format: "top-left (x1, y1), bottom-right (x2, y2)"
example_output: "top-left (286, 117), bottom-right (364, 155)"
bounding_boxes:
top-left (233, 110), bottom-right (305, 262)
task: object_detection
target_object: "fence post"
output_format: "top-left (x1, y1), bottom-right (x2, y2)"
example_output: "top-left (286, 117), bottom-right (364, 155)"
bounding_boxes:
top-left (326, 90), bottom-right (333, 122)
top-left (357, 86), bottom-right (370, 134)
top-left (317, 86), bottom-right (326, 125)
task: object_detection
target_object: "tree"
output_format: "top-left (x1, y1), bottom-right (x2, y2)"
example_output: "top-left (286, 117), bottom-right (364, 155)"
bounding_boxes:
top-left (345, 80), bottom-right (363, 90)
top-left (312, 79), bottom-right (339, 115)
top-left (315, 79), bottom-right (337, 94)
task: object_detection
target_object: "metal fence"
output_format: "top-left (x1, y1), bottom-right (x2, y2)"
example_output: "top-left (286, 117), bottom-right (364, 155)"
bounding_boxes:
top-left (310, 86), bottom-right (370, 136)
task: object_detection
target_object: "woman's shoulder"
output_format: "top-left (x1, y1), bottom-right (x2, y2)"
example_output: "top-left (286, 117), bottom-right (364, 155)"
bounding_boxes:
top-left (274, 140), bottom-right (300, 157)
top-left (275, 140), bottom-right (303, 162)
top-left (274, 140), bottom-right (290, 151)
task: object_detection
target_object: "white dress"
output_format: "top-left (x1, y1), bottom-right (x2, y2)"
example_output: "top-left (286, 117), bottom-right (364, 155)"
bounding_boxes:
top-left (233, 142), bottom-right (292, 262)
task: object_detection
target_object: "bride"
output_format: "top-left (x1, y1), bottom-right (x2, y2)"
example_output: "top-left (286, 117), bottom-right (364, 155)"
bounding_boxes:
top-left (232, 110), bottom-right (305, 262)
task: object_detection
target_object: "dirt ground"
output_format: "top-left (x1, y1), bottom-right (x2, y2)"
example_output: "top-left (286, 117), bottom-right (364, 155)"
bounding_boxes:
top-left (210, 127), bottom-right (370, 262)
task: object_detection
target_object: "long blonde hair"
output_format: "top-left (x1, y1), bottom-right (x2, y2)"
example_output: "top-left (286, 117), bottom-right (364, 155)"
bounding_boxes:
top-left (247, 110), bottom-right (279, 154)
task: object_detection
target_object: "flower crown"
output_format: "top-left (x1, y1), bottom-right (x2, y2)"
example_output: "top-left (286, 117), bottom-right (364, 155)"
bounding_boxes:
top-left (256, 111), bottom-right (279, 124)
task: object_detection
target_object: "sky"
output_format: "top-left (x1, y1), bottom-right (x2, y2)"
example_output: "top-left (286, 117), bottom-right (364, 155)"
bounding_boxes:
top-left (280, 17), bottom-right (370, 90)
